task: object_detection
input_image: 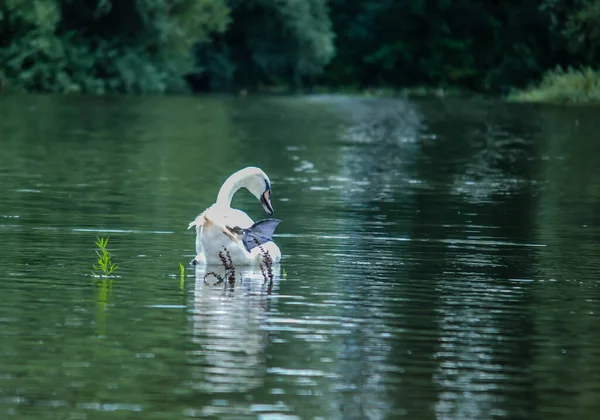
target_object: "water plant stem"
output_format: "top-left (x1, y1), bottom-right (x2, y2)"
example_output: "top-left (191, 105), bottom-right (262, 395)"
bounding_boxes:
top-left (93, 237), bottom-right (118, 276)
top-left (179, 262), bottom-right (185, 290)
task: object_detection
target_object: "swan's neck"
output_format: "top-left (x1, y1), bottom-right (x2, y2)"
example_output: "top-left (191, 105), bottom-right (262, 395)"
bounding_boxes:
top-left (215, 175), bottom-right (243, 207)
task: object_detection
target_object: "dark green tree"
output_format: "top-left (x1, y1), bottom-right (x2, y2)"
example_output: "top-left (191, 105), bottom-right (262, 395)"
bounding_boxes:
top-left (190, 0), bottom-right (335, 91)
top-left (542, 0), bottom-right (600, 65)
top-left (323, 0), bottom-right (555, 92)
top-left (0, 0), bottom-right (230, 93)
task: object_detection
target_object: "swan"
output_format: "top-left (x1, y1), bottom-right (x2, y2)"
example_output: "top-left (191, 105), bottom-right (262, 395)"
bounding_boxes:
top-left (188, 167), bottom-right (282, 266)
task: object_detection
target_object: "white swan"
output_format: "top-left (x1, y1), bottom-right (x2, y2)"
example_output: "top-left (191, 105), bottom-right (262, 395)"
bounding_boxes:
top-left (188, 167), bottom-right (282, 266)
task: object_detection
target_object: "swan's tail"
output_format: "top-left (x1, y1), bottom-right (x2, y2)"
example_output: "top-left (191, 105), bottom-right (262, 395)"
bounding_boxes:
top-left (188, 212), bottom-right (205, 256)
top-left (188, 212), bottom-right (205, 230)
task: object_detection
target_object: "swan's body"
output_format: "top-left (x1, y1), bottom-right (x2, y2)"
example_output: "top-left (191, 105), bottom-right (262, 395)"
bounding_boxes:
top-left (188, 167), bottom-right (281, 266)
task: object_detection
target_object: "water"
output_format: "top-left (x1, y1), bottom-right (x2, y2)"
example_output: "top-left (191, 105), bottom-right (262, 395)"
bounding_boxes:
top-left (1, 94), bottom-right (600, 419)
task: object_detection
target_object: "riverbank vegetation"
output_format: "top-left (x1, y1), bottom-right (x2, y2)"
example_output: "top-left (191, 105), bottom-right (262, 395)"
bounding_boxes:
top-left (509, 67), bottom-right (600, 104)
top-left (1, 0), bottom-right (600, 102)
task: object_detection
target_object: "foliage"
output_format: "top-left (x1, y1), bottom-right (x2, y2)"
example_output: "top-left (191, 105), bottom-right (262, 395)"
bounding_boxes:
top-left (509, 67), bottom-right (600, 103)
top-left (94, 237), bottom-right (118, 276)
top-left (0, 0), bottom-right (229, 93)
top-left (3, 0), bottom-right (600, 96)
top-left (189, 0), bottom-right (335, 91)
top-left (203, 247), bottom-right (236, 286)
top-left (179, 262), bottom-right (185, 290)
top-left (321, 0), bottom-right (554, 92)
top-left (542, 0), bottom-right (600, 64)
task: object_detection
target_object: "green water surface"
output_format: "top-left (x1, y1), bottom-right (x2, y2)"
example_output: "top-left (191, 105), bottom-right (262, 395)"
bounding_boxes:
top-left (1, 94), bottom-right (600, 419)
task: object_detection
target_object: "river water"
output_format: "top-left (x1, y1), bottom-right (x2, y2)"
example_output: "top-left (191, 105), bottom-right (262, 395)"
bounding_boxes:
top-left (1, 94), bottom-right (600, 419)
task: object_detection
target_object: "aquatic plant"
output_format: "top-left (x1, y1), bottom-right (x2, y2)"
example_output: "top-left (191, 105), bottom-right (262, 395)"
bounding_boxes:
top-left (202, 243), bottom-right (276, 290)
top-left (258, 243), bottom-right (274, 286)
top-left (204, 247), bottom-right (236, 286)
top-left (95, 241), bottom-right (116, 335)
top-left (93, 237), bottom-right (118, 276)
top-left (179, 262), bottom-right (185, 290)
top-left (258, 245), bottom-right (275, 294)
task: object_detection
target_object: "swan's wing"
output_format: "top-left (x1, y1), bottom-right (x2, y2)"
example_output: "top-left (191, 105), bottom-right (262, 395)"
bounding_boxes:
top-left (220, 208), bottom-right (254, 229)
top-left (242, 218), bottom-right (281, 252)
top-left (203, 214), bottom-right (240, 243)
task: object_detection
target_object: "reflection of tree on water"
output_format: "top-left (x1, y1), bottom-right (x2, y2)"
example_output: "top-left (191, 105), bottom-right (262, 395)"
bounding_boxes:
top-left (404, 100), bottom-right (539, 419)
top-left (529, 108), bottom-right (600, 417)
top-left (321, 97), bottom-right (542, 418)
top-left (334, 97), bottom-right (424, 204)
top-left (187, 265), bottom-right (280, 415)
top-left (311, 97), bottom-right (425, 419)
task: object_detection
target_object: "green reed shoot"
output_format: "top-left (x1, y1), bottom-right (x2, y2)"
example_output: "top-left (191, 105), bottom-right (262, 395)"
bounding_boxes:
top-left (94, 237), bottom-right (118, 276)
top-left (179, 262), bottom-right (185, 290)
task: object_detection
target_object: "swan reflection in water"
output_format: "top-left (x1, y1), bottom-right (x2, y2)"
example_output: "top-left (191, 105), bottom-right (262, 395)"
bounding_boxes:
top-left (187, 263), bottom-right (281, 412)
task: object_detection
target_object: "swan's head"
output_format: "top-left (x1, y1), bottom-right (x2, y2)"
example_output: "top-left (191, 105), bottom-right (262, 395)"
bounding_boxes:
top-left (240, 167), bottom-right (274, 215)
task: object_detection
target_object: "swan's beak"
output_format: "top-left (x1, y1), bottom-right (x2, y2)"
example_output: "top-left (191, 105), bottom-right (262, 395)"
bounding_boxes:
top-left (260, 189), bottom-right (274, 215)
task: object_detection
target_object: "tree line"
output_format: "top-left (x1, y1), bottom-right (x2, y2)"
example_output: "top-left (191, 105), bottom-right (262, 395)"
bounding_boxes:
top-left (1, 0), bottom-right (599, 94)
